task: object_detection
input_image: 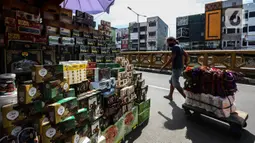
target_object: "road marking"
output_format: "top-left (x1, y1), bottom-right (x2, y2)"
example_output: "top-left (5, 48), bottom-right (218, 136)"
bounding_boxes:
top-left (148, 84), bottom-right (179, 92)
top-left (148, 85), bottom-right (169, 91)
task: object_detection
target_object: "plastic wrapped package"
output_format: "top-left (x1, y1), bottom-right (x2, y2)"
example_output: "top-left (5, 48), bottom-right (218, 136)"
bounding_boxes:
top-left (193, 93), bottom-right (201, 107)
top-left (201, 93), bottom-right (210, 111)
top-left (212, 96), bottom-right (236, 118)
top-left (185, 97), bottom-right (193, 105)
top-left (0, 93), bottom-right (17, 125)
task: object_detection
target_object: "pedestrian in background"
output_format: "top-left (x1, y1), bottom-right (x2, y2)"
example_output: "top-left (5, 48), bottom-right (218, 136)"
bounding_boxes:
top-left (160, 37), bottom-right (188, 101)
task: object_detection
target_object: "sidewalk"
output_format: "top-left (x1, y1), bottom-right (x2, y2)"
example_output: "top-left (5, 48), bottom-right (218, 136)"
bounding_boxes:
top-left (135, 67), bottom-right (255, 85)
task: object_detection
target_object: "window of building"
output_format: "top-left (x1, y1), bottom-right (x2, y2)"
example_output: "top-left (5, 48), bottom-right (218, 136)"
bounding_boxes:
top-left (133, 28), bottom-right (138, 32)
top-left (149, 32), bottom-right (156, 37)
top-left (148, 41), bottom-right (156, 46)
top-left (227, 41), bottom-right (235, 47)
top-left (132, 40), bottom-right (138, 43)
top-left (227, 28), bottom-right (236, 34)
top-left (243, 24), bottom-right (248, 33)
top-left (140, 35), bottom-right (146, 39)
top-left (245, 10), bottom-right (249, 19)
top-left (249, 41), bottom-right (255, 45)
top-left (149, 21), bottom-right (156, 27)
top-left (140, 43), bottom-right (146, 47)
top-left (223, 28), bottom-right (226, 34)
top-left (232, 2), bottom-right (236, 6)
top-left (249, 26), bottom-right (255, 32)
top-left (242, 39), bottom-right (247, 46)
top-left (249, 11), bottom-right (255, 18)
top-left (237, 28), bottom-right (240, 33)
top-left (140, 26), bottom-right (146, 31)
top-left (223, 41), bottom-right (226, 47)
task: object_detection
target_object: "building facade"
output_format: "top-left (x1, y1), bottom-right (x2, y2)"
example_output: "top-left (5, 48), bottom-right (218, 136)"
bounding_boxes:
top-left (176, 14), bottom-right (205, 50)
top-left (128, 16), bottom-right (168, 51)
top-left (221, 0), bottom-right (243, 49)
top-left (204, 1), bottom-right (222, 49)
top-left (115, 28), bottom-right (129, 50)
top-left (242, 2), bottom-right (255, 49)
top-left (176, 16), bottom-right (190, 49)
top-left (189, 14), bottom-right (206, 50)
top-left (129, 22), bottom-right (148, 51)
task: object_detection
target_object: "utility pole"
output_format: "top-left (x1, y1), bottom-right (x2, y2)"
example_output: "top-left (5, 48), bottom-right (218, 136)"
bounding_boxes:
top-left (127, 7), bottom-right (146, 52)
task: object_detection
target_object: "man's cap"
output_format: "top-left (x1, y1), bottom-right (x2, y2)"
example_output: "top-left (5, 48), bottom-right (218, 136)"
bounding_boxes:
top-left (167, 36), bottom-right (176, 41)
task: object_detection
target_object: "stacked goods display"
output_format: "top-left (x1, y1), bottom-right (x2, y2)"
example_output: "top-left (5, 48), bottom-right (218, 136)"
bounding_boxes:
top-left (183, 66), bottom-right (241, 118)
top-left (0, 1), bottom-right (120, 76)
top-left (0, 1), bottom-right (149, 142)
top-left (0, 57), bottom-right (150, 143)
top-left (101, 57), bottom-right (150, 143)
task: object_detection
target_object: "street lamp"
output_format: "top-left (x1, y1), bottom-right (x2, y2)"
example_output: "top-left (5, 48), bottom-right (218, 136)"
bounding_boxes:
top-left (127, 6), bottom-right (146, 51)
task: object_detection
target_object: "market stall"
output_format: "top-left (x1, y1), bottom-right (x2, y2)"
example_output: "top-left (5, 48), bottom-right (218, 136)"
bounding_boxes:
top-left (182, 66), bottom-right (248, 138)
top-left (0, 1), bottom-right (151, 142)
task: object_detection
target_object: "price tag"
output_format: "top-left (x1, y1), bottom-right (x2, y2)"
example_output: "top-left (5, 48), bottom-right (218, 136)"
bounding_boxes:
top-left (46, 128), bottom-right (56, 138)
top-left (6, 110), bottom-right (19, 121)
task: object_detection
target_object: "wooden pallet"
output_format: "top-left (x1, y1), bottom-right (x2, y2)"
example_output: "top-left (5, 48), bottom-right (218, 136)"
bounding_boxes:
top-left (182, 103), bottom-right (248, 138)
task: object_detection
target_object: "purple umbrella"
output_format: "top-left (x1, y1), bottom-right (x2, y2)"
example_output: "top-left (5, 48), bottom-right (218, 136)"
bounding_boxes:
top-left (61, 0), bottom-right (115, 14)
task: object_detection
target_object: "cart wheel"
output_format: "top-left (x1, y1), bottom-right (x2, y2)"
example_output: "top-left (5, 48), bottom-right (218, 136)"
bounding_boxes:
top-left (184, 109), bottom-right (192, 116)
top-left (193, 112), bottom-right (201, 118)
top-left (243, 122), bottom-right (247, 128)
top-left (230, 123), bottom-right (242, 139)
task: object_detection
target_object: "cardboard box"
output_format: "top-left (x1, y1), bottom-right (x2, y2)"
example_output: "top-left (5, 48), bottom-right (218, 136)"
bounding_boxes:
top-left (75, 45), bottom-right (90, 53)
top-left (57, 45), bottom-right (74, 54)
top-left (32, 65), bottom-right (64, 83)
top-left (18, 81), bottom-right (42, 104)
top-left (5, 32), bottom-right (34, 45)
top-left (75, 108), bottom-right (89, 125)
top-left (43, 50), bottom-right (56, 65)
top-left (46, 26), bottom-right (58, 36)
top-left (136, 85), bottom-right (148, 103)
top-left (138, 108), bottom-right (150, 125)
top-left (72, 80), bottom-right (90, 95)
top-left (136, 98), bottom-right (151, 114)
top-left (41, 116), bottom-right (76, 143)
top-left (17, 19), bottom-right (41, 35)
top-left (72, 29), bottom-right (81, 37)
top-left (76, 124), bottom-right (90, 142)
top-left (1, 104), bottom-right (25, 128)
top-left (61, 37), bottom-right (75, 46)
top-left (136, 79), bottom-right (145, 90)
top-left (64, 88), bottom-right (76, 98)
top-left (60, 28), bottom-right (71, 37)
top-left (87, 39), bottom-right (96, 46)
top-left (90, 119), bottom-right (100, 136)
top-left (48, 97), bottom-right (78, 124)
top-left (4, 49), bottom-right (43, 73)
top-left (96, 55), bottom-right (104, 63)
top-left (43, 79), bottom-right (69, 101)
top-left (75, 37), bottom-right (85, 45)
top-left (77, 90), bottom-right (103, 120)
top-left (48, 36), bottom-right (60, 45)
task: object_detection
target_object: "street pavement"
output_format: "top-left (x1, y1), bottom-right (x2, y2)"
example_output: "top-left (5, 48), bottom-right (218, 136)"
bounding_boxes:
top-left (124, 72), bottom-right (255, 143)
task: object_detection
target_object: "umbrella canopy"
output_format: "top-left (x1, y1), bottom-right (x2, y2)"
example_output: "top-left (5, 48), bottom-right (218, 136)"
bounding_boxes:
top-left (61, 0), bottom-right (115, 14)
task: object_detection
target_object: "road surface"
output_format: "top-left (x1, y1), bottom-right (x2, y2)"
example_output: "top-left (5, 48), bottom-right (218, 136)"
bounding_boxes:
top-left (125, 72), bottom-right (255, 143)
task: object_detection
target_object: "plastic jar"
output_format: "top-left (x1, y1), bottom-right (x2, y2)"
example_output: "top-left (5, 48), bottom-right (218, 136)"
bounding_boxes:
top-left (0, 73), bottom-right (16, 96)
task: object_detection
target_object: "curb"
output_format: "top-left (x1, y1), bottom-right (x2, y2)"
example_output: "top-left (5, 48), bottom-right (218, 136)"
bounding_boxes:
top-left (135, 67), bottom-right (255, 86)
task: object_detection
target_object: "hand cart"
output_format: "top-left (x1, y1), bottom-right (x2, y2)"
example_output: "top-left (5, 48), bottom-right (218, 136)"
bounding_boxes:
top-left (182, 103), bottom-right (248, 139)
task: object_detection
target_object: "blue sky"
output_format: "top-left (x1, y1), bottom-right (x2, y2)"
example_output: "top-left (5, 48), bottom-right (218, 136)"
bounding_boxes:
top-left (94, 0), bottom-right (253, 36)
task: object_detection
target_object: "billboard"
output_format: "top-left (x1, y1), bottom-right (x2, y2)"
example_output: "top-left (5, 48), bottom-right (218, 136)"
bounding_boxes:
top-left (176, 16), bottom-right (189, 26)
top-left (205, 10), bottom-right (221, 40)
top-left (115, 28), bottom-right (128, 49)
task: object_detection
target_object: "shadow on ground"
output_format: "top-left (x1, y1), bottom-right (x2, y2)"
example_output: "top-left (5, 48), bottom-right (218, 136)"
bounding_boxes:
top-left (123, 120), bottom-right (149, 143)
top-left (157, 101), bottom-right (255, 143)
